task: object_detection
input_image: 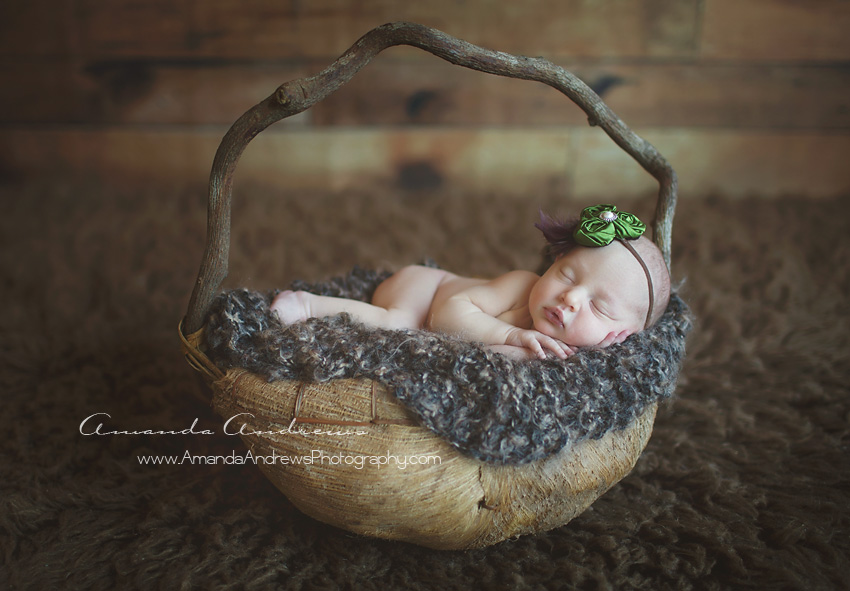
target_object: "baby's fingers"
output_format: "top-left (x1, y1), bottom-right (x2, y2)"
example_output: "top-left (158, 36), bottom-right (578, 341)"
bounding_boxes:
top-left (553, 340), bottom-right (576, 358)
top-left (517, 332), bottom-right (548, 359)
top-left (529, 338), bottom-right (548, 360)
top-left (597, 330), bottom-right (631, 348)
top-left (540, 336), bottom-right (574, 359)
top-left (596, 332), bottom-right (616, 348)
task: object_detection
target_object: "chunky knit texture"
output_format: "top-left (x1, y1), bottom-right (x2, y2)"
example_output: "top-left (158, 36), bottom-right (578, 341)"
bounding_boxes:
top-left (204, 266), bottom-right (693, 464)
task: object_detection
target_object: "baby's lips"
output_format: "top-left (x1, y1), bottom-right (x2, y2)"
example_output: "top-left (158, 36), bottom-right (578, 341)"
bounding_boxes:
top-left (544, 307), bottom-right (564, 328)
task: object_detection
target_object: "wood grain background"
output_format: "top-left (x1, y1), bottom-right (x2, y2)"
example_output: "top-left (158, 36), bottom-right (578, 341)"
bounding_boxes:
top-left (2, 0), bottom-right (848, 198)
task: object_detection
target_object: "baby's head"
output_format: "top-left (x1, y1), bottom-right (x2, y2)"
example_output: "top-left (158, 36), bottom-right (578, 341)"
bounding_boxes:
top-left (531, 207), bottom-right (671, 348)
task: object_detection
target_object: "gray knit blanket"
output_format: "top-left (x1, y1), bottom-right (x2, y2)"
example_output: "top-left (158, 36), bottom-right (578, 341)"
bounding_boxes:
top-left (204, 266), bottom-right (693, 464)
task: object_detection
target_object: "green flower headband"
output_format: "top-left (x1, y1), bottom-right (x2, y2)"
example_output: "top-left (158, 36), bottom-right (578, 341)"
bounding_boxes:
top-left (573, 204), bottom-right (655, 329)
top-left (573, 204), bottom-right (646, 247)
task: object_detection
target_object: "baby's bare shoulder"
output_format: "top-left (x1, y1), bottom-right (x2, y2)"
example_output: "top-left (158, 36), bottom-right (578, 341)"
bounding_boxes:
top-left (435, 269), bottom-right (535, 305)
top-left (489, 269), bottom-right (540, 289)
top-left (476, 270), bottom-right (539, 307)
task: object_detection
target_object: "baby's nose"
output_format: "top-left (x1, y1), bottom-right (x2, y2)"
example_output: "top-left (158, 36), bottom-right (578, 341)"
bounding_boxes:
top-left (561, 288), bottom-right (582, 311)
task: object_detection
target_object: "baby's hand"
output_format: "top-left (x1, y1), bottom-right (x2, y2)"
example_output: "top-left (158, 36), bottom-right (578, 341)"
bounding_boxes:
top-left (505, 328), bottom-right (575, 360)
top-left (596, 329), bottom-right (633, 349)
top-left (270, 290), bottom-right (311, 325)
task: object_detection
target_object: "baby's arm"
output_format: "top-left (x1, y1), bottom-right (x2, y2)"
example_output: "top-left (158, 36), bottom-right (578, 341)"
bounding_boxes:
top-left (271, 265), bottom-right (449, 331)
top-left (429, 271), bottom-right (573, 360)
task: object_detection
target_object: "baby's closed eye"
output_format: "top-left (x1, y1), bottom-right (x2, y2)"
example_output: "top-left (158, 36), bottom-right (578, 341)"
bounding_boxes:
top-left (590, 299), bottom-right (611, 317)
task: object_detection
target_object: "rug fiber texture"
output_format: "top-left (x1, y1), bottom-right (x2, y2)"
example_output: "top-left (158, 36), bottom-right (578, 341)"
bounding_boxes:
top-left (2, 181), bottom-right (848, 590)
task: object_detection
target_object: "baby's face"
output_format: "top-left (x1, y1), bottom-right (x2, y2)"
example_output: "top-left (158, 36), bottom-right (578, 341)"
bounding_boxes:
top-left (528, 245), bottom-right (648, 348)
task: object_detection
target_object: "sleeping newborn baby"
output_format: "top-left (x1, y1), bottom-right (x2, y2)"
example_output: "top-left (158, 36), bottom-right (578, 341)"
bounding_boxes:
top-left (272, 205), bottom-right (671, 360)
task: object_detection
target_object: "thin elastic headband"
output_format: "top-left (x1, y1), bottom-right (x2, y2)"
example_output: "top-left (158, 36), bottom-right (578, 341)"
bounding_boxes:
top-left (616, 239), bottom-right (655, 329)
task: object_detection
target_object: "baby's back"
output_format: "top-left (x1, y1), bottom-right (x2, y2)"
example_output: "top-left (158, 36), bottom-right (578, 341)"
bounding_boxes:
top-left (427, 270), bottom-right (539, 332)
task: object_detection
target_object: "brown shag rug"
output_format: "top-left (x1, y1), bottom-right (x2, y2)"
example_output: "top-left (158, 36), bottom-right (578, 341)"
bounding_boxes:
top-left (2, 179), bottom-right (848, 590)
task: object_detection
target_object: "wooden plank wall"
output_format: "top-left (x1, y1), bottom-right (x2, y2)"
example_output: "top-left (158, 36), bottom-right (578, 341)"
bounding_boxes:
top-left (1, 0), bottom-right (849, 198)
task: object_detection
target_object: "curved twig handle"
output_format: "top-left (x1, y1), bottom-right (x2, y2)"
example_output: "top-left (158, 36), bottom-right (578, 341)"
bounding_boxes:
top-left (184, 21), bottom-right (678, 334)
